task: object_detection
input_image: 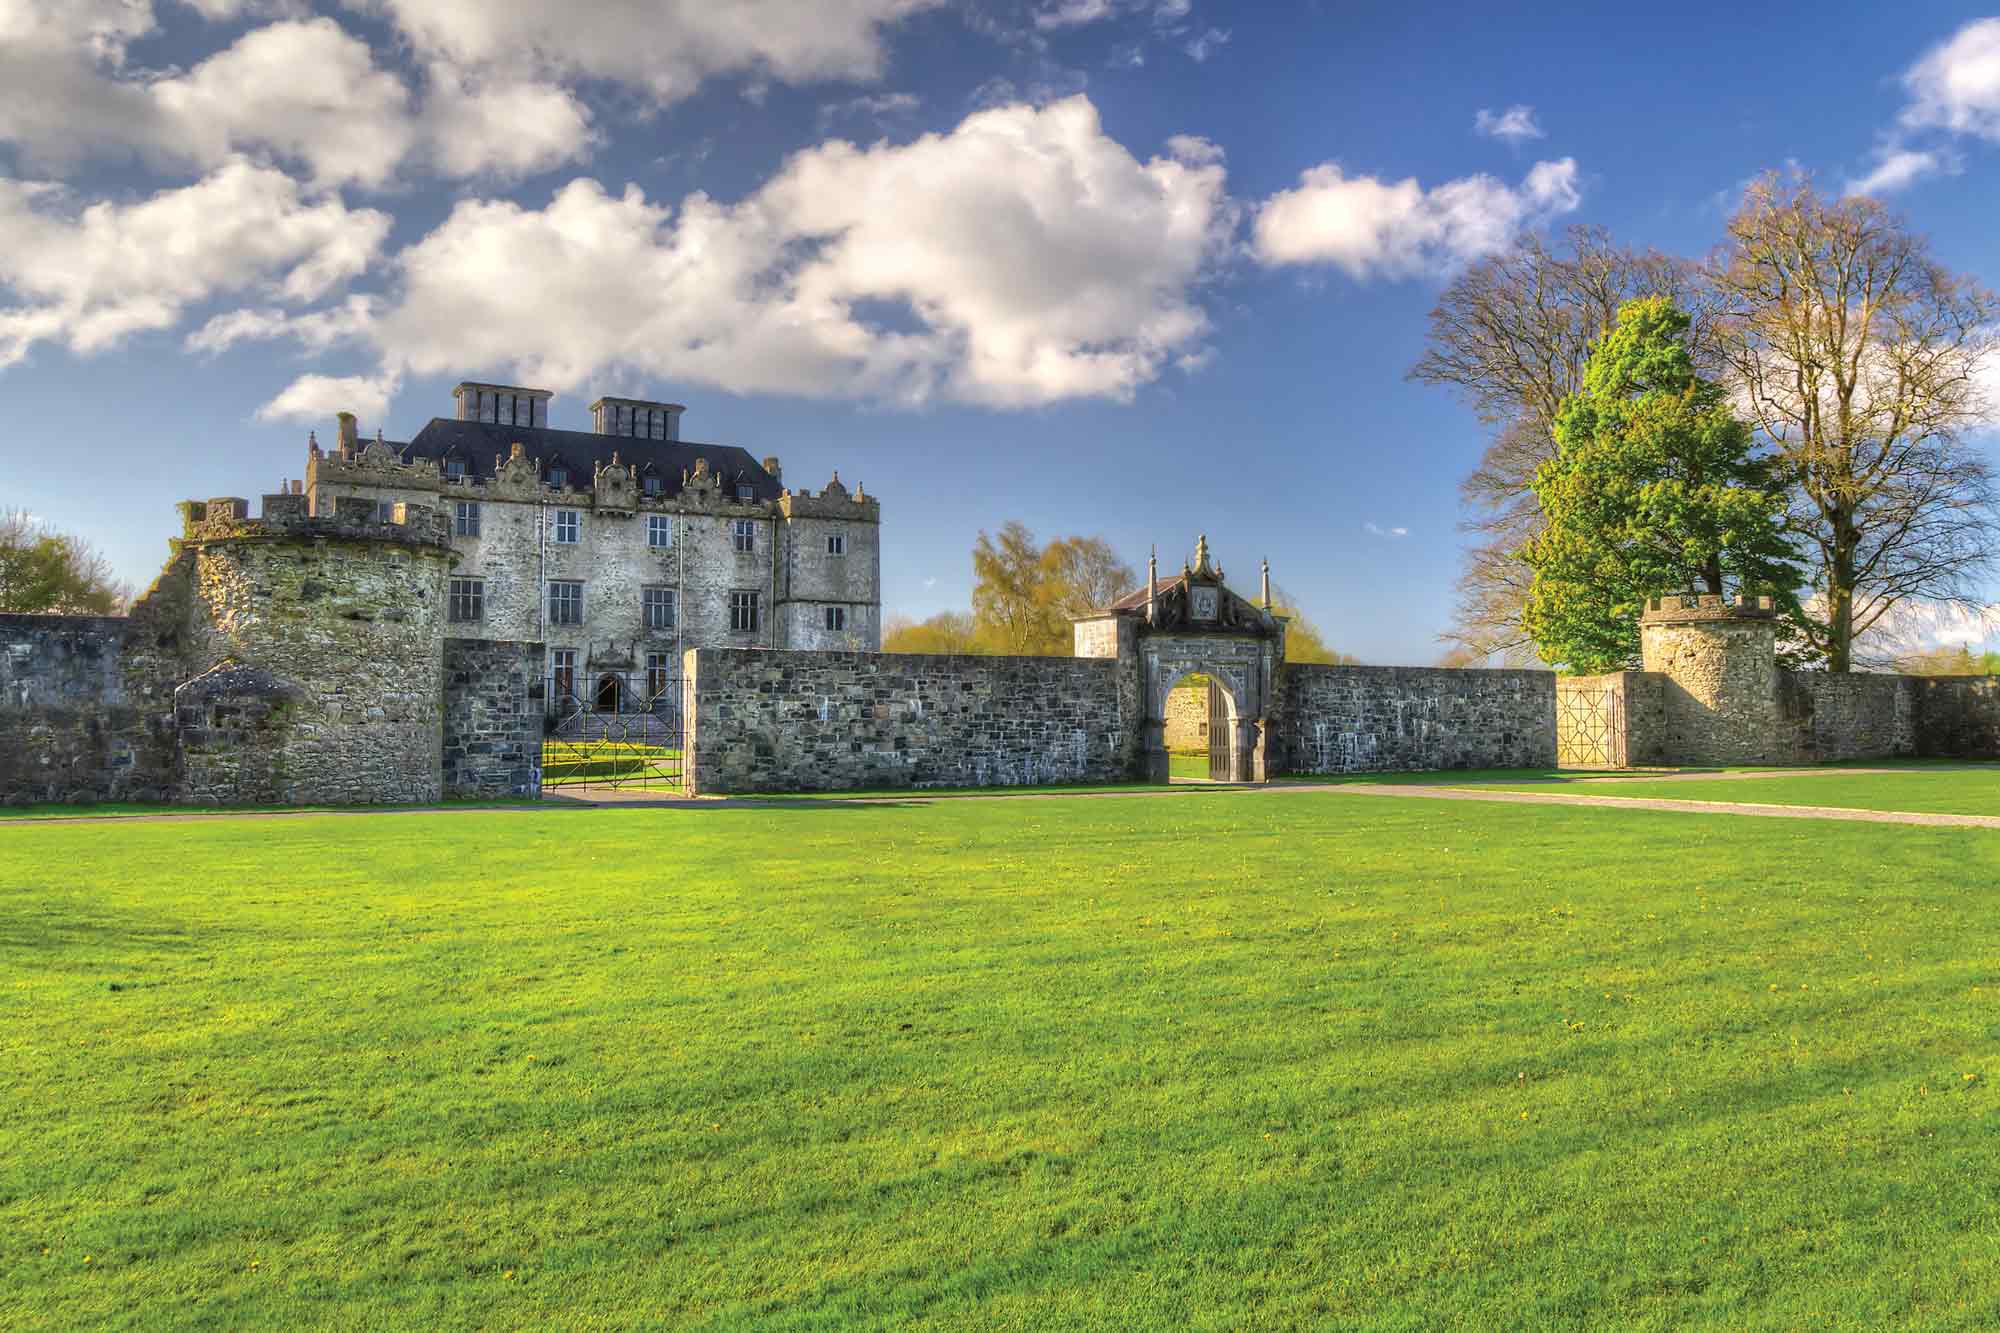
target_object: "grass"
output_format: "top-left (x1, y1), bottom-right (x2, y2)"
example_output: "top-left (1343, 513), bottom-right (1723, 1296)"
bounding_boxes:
top-left (1167, 750), bottom-right (1210, 780)
top-left (541, 739), bottom-right (682, 787)
top-left (5, 794), bottom-right (1999, 1327)
top-left (1467, 768), bottom-right (2000, 816)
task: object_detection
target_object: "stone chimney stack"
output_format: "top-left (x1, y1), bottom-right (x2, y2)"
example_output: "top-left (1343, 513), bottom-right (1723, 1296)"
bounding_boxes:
top-left (762, 456), bottom-right (782, 484)
top-left (590, 395), bottom-right (685, 441)
top-left (336, 411), bottom-right (358, 454)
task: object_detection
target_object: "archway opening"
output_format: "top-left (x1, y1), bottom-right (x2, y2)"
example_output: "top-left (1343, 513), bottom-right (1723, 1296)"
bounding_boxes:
top-left (594, 673), bottom-right (623, 714)
top-left (1158, 668), bottom-right (1240, 782)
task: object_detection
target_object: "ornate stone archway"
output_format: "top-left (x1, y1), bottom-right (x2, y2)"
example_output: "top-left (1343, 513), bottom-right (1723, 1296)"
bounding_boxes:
top-left (1073, 535), bottom-right (1287, 783)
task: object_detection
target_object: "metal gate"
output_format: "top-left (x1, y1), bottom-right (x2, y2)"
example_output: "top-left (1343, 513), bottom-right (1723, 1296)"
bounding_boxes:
top-left (1556, 677), bottom-right (1624, 769)
top-left (541, 670), bottom-right (686, 795)
top-left (1208, 679), bottom-right (1233, 781)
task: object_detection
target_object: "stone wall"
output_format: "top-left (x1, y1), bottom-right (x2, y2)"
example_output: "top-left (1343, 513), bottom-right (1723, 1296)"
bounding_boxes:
top-left (0, 614), bottom-right (179, 805)
top-left (1273, 664), bottom-right (1557, 774)
top-left (1163, 678), bottom-right (1209, 750)
top-left (442, 639), bottom-right (545, 797)
top-left (684, 648), bottom-right (1143, 793)
top-left (1915, 677), bottom-right (2000, 757)
top-left (1639, 599), bottom-right (1784, 766)
top-left (1778, 672), bottom-right (1916, 764)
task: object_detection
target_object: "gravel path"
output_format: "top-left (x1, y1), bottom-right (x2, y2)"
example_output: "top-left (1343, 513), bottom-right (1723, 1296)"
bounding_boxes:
top-left (4, 766), bottom-right (1995, 829)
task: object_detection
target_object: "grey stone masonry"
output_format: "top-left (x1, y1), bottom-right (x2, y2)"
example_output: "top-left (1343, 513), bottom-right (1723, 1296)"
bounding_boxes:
top-left (443, 638), bottom-right (545, 797)
top-left (684, 648), bottom-right (1145, 793)
top-left (0, 614), bottom-right (179, 804)
top-left (1275, 664), bottom-right (1558, 774)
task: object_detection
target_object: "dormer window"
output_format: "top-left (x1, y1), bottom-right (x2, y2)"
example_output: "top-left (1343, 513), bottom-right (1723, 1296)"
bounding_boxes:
top-left (443, 456), bottom-right (467, 480)
top-left (737, 484), bottom-right (754, 501)
top-left (547, 464), bottom-right (569, 489)
top-left (642, 473), bottom-right (663, 498)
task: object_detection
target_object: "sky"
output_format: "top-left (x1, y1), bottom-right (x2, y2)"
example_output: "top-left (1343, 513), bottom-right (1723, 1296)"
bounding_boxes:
top-left (3, 0), bottom-right (1999, 664)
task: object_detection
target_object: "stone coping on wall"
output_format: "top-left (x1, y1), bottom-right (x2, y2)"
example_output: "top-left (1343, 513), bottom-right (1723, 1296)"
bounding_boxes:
top-left (177, 495), bottom-right (457, 552)
top-left (1640, 593), bottom-right (1779, 624)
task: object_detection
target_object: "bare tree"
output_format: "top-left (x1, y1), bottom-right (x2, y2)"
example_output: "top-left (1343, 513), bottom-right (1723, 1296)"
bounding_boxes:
top-left (1713, 174), bottom-right (2000, 670)
top-left (1410, 227), bottom-right (1717, 662)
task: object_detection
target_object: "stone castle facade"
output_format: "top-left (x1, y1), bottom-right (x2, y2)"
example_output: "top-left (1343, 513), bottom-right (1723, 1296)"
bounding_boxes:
top-left (306, 381), bottom-right (881, 710)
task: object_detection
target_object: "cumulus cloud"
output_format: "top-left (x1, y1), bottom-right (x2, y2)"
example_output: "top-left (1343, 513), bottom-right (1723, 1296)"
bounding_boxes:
top-left (1252, 157), bottom-right (1581, 278)
top-left (1845, 19), bottom-right (2000, 197)
top-left (1473, 104), bottom-right (1544, 144)
top-left (258, 370), bottom-right (401, 423)
top-left (349, 0), bottom-right (943, 106)
top-left (419, 61), bottom-right (596, 179)
top-left (1901, 17), bottom-right (2000, 138)
top-left (234, 96), bottom-right (1227, 408)
top-left (1846, 146), bottom-right (1955, 197)
top-left (0, 160), bottom-right (389, 367)
top-left (185, 294), bottom-right (379, 356)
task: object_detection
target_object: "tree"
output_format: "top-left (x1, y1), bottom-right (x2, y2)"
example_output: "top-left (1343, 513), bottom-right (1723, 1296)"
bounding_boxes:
top-left (971, 522), bottom-right (1135, 655)
top-left (1712, 173), bottom-right (2000, 671)
top-left (1267, 585), bottom-right (1359, 664)
top-left (0, 510), bottom-right (127, 614)
top-left (1520, 298), bottom-right (1804, 673)
top-left (1896, 645), bottom-right (2000, 677)
top-left (881, 611), bottom-right (984, 654)
top-left (1411, 226), bottom-right (1721, 663)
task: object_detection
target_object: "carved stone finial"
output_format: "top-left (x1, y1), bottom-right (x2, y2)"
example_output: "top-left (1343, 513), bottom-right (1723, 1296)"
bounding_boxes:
top-left (1260, 556), bottom-right (1271, 611)
top-left (1192, 533), bottom-right (1214, 579)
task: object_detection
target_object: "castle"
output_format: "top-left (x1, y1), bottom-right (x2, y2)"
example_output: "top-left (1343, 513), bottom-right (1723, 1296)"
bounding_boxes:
top-left (305, 382), bottom-right (882, 712)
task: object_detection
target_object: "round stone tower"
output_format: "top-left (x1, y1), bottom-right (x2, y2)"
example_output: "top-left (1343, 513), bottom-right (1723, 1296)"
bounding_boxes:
top-left (1639, 593), bottom-right (1782, 766)
top-left (171, 492), bottom-right (458, 804)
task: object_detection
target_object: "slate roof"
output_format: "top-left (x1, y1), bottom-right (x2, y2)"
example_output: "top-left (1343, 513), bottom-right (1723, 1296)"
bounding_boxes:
top-left (1103, 577), bottom-right (1185, 613)
top-left (392, 418), bottom-right (783, 501)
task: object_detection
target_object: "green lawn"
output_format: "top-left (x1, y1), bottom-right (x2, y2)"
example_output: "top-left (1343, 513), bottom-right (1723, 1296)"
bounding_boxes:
top-left (5, 795), bottom-right (1998, 1328)
top-left (1468, 768), bottom-right (2000, 816)
top-left (541, 739), bottom-right (682, 787)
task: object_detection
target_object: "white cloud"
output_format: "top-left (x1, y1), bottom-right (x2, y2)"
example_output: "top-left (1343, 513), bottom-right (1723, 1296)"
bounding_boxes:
top-left (350, 0), bottom-right (943, 107)
top-left (185, 294), bottom-right (378, 356)
top-left (177, 0), bottom-right (308, 18)
top-left (258, 370), bottom-right (400, 424)
top-left (1253, 157), bottom-right (1581, 278)
top-left (1846, 146), bottom-right (1955, 197)
top-left (302, 95), bottom-right (1225, 408)
top-left (816, 91), bottom-right (922, 130)
top-left (419, 61), bottom-right (595, 179)
top-left (0, 160), bottom-right (389, 367)
top-left (151, 18), bottom-right (419, 188)
top-left (0, 0), bottom-right (157, 63)
top-left (1034, 0), bottom-right (1116, 27)
top-left (1473, 104), bottom-right (1544, 144)
top-left (1901, 17), bottom-right (2000, 139)
top-left (1183, 26), bottom-right (1228, 62)
top-left (1364, 522), bottom-right (1408, 538)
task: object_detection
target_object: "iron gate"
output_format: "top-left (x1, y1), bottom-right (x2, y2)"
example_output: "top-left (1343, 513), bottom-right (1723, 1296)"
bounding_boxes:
top-left (1556, 678), bottom-right (1624, 768)
top-left (541, 670), bottom-right (685, 795)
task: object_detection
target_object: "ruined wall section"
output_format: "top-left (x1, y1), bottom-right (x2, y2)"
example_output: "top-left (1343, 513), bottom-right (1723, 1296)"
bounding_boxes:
top-left (1274, 664), bottom-right (1557, 774)
top-left (684, 648), bottom-right (1143, 793)
top-left (174, 494), bottom-right (456, 805)
top-left (442, 638), bottom-right (544, 797)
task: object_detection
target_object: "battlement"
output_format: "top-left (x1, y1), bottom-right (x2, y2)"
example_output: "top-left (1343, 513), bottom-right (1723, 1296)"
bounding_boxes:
top-left (177, 493), bottom-right (456, 551)
top-left (780, 473), bottom-right (880, 522)
top-left (1640, 592), bottom-right (1778, 625)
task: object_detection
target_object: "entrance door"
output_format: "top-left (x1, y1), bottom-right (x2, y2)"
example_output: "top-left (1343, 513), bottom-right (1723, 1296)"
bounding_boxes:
top-left (1208, 679), bottom-right (1232, 781)
top-left (595, 673), bottom-right (622, 714)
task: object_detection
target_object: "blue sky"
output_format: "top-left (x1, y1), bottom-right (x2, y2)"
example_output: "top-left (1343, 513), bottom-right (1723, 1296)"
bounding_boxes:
top-left (3, 0), bottom-right (1998, 663)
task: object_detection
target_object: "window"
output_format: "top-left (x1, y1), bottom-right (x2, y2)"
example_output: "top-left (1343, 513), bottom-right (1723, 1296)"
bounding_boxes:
top-left (647, 514), bottom-right (672, 549)
top-left (375, 499), bottom-right (397, 523)
top-left (547, 465), bottom-right (569, 489)
top-left (454, 500), bottom-right (481, 537)
top-left (549, 580), bottom-right (584, 626)
top-left (736, 484), bottom-right (754, 500)
top-left (443, 456), bottom-right (467, 480)
top-left (729, 590), bottom-right (760, 633)
top-left (550, 648), bottom-right (577, 702)
top-left (643, 474), bottom-right (664, 498)
top-left (648, 410), bottom-right (665, 441)
top-left (825, 605), bottom-right (846, 632)
top-left (532, 398), bottom-right (547, 428)
top-left (479, 391), bottom-right (497, 424)
top-left (646, 652), bottom-right (671, 702)
top-left (732, 518), bottom-right (756, 553)
top-left (552, 509), bottom-right (579, 544)
top-left (449, 578), bottom-right (484, 623)
top-left (643, 587), bottom-right (676, 631)
top-left (826, 532), bottom-right (846, 556)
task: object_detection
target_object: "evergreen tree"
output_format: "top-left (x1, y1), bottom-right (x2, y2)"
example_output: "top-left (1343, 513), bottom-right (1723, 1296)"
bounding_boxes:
top-left (1521, 297), bottom-right (1803, 672)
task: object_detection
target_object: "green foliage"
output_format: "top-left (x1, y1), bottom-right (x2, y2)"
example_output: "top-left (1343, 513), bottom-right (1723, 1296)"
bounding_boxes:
top-left (880, 610), bottom-right (983, 654)
top-left (1520, 298), bottom-right (1804, 672)
top-left (4, 795), bottom-right (1999, 1326)
top-left (970, 521), bottom-right (1135, 655)
top-left (0, 509), bottom-right (127, 615)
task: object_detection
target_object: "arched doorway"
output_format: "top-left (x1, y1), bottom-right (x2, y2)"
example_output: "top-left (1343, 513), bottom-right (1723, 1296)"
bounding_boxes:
top-left (594, 673), bottom-right (623, 714)
top-left (1159, 667), bottom-right (1245, 782)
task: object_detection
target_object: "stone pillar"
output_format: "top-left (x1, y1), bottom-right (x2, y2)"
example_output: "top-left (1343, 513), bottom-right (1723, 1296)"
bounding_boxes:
top-left (1639, 593), bottom-right (1782, 766)
top-left (1233, 719), bottom-right (1261, 782)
